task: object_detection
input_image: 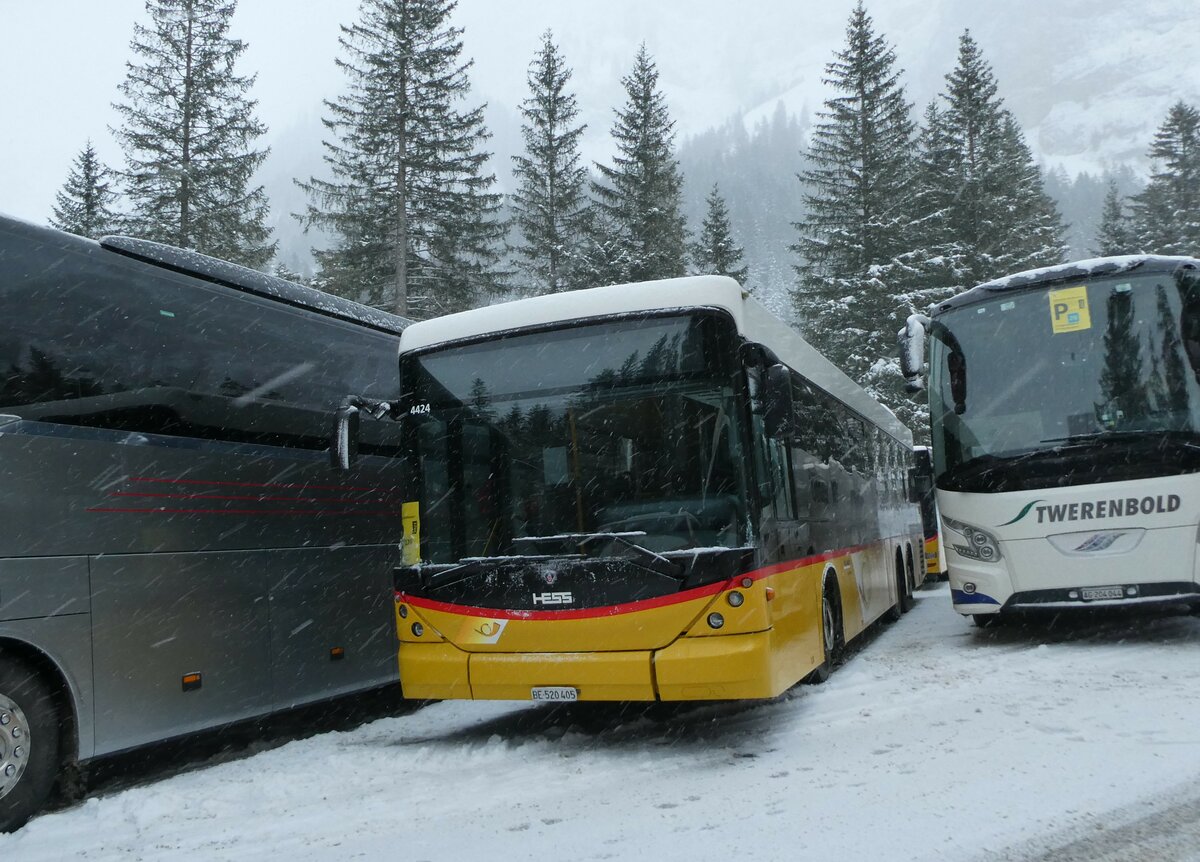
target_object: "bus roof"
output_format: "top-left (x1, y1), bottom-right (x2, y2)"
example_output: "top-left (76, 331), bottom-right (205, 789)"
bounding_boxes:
top-left (100, 235), bottom-right (410, 335)
top-left (399, 275), bottom-right (913, 445)
top-left (934, 254), bottom-right (1200, 316)
top-left (0, 212), bottom-right (409, 336)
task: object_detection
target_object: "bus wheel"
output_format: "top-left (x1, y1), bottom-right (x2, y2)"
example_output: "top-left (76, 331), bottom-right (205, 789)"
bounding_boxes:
top-left (884, 551), bottom-right (905, 622)
top-left (805, 579), bottom-right (841, 684)
top-left (900, 549), bottom-right (916, 613)
top-left (0, 659), bottom-right (59, 833)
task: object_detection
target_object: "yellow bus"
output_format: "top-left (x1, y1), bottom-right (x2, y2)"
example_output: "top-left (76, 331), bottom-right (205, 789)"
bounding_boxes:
top-left (914, 446), bottom-right (944, 579)
top-left (338, 276), bottom-right (924, 701)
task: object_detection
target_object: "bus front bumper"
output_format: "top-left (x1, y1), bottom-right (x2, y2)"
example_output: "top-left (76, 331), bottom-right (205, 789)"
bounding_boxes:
top-left (398, 630), bottom-right (780, 702)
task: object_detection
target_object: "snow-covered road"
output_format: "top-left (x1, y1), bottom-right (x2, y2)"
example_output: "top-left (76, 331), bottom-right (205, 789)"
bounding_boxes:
top-left (4, 584), bottom-right (1200, 861)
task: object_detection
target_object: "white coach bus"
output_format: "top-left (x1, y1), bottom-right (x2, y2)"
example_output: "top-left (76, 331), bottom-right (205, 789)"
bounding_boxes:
top-left (899, 256), bottom-right (1200, 625)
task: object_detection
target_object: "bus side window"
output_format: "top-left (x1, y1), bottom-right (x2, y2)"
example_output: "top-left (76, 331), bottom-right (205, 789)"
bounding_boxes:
top-left (1180, 272), bottom-right (1200, 383)
top-left (0, 244), bottom-right (402, 452)
top-left (768, 436), bottom-right (795, 521)
top-left (789, 378), bottom-right (825, 519)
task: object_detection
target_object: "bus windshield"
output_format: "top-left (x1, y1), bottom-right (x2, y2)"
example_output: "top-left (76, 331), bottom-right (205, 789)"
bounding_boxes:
top-left (929, 269), bottom-right (1200, 490)
top-left (401, 313), bottom-right (748, 563)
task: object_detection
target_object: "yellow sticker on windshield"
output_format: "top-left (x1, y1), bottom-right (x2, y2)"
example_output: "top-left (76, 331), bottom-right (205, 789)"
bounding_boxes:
top-left (1049, 285), bottom-right (1091, 333)
top-left (402, 501), bottom-right (421, 565)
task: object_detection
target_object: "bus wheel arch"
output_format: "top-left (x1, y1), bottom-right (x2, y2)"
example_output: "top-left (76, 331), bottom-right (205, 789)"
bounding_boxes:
top-left (0, 644), bottom-right (65, 832)
top-left (0, 640), bottom-right (76, 768)
top-left (805, 568), bottom-right (843, 684)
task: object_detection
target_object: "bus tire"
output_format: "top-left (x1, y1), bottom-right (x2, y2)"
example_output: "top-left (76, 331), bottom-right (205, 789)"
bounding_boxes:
top-left (884, 550), bottom-right (905, 622)
top-left (0, 659), bottom-right (60, 833)
top-left (900, 547), bottom-right (916, 613)
top-left (805, 577), bottom-right (842, 684)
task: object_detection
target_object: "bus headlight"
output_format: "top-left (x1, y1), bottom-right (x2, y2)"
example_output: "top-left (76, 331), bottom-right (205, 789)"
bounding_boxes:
top-left (942, 516), bottom-right (1002, 562)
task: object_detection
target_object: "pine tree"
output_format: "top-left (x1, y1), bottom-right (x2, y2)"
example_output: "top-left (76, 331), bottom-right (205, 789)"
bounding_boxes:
top-left (49, 141), bottom-right (118, 239)
top-left (791, 2), bottom-right (917, 426)
top-left (1094, 180), bottom-right (1132, 256)
top-left (1130, 101), bottom-right (1200, 256)
top-left (911, 31), bottom-right (1065, 291)
top-left (691, 184), bottom-right (748, 283)
top-left (591, 45), bottom-right (687, 284)
top-left (994, 112), bottom-right (1067, 271)
top-left (678, 103), bottom-right (811, 318)
top-left (298, 0), bottom-right (504, 318)
top-left (901, 100), bottom-right (962, 307)
top-left (113, 0), bottom-right (275, 268)
top-left (511, 31), bottom-right (590, 295)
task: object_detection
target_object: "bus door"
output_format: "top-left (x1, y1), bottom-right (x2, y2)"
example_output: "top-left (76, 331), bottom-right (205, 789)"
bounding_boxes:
top-left (748, 364), bottom-right (805, 564)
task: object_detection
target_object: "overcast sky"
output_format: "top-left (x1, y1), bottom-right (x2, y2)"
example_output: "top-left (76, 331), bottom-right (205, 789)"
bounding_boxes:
top-left (3, 0), bottom-right (1197, 229)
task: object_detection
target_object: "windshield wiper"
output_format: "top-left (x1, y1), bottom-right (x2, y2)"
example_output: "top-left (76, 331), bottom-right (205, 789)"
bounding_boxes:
top-left (1040, 429), bottom-right (1200, 451)
top-left (938, 450), bottom-right (1043, 491)
top-left (418, 550), bottom-right (591, 591)
top-left (513, 532), bottom-right (685, 579)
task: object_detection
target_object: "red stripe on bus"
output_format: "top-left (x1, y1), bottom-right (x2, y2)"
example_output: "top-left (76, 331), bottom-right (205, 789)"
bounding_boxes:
top-left (128, 476), bottom-right (395, 494)
top-left (87, 506), bottom-right (400, 516)
top-left (111, 491), bottom-right (396, 504)
top-left (400, 580), bottom-right (731, 621)
top-left (396, 542), bottom-right (887, 621)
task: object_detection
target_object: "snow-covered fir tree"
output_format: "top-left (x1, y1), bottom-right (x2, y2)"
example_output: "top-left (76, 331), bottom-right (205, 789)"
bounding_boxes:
top-left (590, 45), bottom-right (688, 284)
top-left (1129, 101), bottom-right (1200, 256)
top-left (909, 31), bottom-right (1065, 293)
top-left (677, 104), bottom-right (811, 319)
top-left (791, 3), bottom-right (918, 428)
top-left (113, 0), bottom-right (274, 268)
top-left (902, 100), bottom-right (962, 306)
top-left (510, 31), bottom-right (590, 295)
top-left (1093, 180), bottom-right (1133, 256)
top-left (49, 141), bottom-right (118, 239)
top-left (691, 184), bottom-right (748, 284)
top-left (299, 0), bottom-right (504, 318)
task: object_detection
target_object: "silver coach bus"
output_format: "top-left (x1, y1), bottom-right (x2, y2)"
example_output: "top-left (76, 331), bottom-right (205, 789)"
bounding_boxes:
top-left (0, 215), bottom-right (408, 830)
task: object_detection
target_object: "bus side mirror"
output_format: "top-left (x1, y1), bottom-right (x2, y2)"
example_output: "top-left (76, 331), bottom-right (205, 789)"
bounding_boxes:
top-left (763, 364), bottom-right (793, 439)
top-left (899, 314), bottom-right (929, 391)
top-left (331, 401), bottom-right (361, 471)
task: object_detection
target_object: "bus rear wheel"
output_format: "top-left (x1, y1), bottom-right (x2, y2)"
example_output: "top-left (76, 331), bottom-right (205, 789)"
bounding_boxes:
top-left (901, 548), bottom-right (916, 613)
top-left (0, 659), bottom-right (59, 833)
top-left (805, 579), bottom-right (842, 684)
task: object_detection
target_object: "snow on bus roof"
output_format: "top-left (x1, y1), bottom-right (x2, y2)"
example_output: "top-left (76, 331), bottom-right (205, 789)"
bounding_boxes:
top-left (400, 275), bottom-right (912, 445)
top-left (399, 276), bottom-right (747, 351)
top-left (935, 254), bottom-right (1200, 315)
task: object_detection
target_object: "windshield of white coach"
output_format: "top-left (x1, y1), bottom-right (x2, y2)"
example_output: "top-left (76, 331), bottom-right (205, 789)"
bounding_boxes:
top-left (400, 313), bottom-right (748, 563)
top-left (928, 270), bottom-right (1200, 486)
